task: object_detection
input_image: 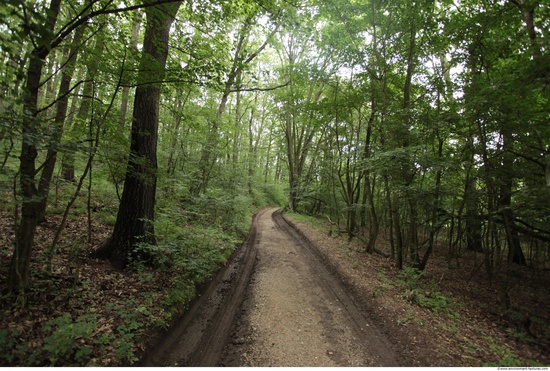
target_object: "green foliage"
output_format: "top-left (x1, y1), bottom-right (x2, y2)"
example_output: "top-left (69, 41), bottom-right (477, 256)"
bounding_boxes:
top-left (397, 267), bottom-right (425, 291)
top-left (162, 281), bottom-right (195, 308)
top-left (0, 328), bottom-right (21, 364)
top-left (190, 189), bottom-right (253, 237)
top-left (1, 0), bottom-right (548, 365)
top-left (42, 314), bottom-right (97, 366)
top-left (483, 340), bottom-right (525, 367)
top-left (505, 328), bottom-right (535, 345)
top-left (103, 298), bottom-right (155, 364)
top-left (372, 272), bottom-right (395, 298)
top-left (253, 182), bottom-right (287, 207)
top-left (398, 268), bottom-right (456, 315)
top-left (410, 290), bottom-right (455, 315)
top-left (284, 212), bottom-right (327, 231)
top-left (397, 309), bottom-right (425, 327)
top-left (479, 334), bottom-right (547, 367)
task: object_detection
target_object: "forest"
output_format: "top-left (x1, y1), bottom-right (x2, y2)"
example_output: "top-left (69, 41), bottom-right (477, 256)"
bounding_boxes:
top-left (1, 0), bottom-right (549, 366)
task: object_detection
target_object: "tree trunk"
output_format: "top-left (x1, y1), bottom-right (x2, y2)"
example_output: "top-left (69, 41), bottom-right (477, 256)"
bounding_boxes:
top-left (8, 0), bottom-right (62, 292)
top-left (189, 16), bottom-right (261, 196)
top-left (392, 191), bottom-right (403, 270)
top-left (500, 133), bottom-right (526, 265)
top-left (37, 25), bottom-right (86, 222)
top-left (95, 1), bottom-right (181, 269)
top-left (61, 35), bottom-right (104, 182)
top-left (465, 170), bottom-right (483, 252)
top-left (401, 3), bottom-right (418, 267)
top-left (119, 9), bottom-right (142, 127)
top-left (418, 135), bottom-right (444, 271)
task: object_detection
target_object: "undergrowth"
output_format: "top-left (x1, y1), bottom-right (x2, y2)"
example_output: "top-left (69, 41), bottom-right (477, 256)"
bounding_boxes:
top-left (397, 267), bottom-right (456, 317)
top-left (0, 173), bottom-right (284, 365)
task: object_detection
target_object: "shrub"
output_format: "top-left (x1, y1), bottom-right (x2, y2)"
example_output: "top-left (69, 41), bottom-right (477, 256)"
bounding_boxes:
top-left (42, 314), bottom-right (97, 365)
top-left (0, 328), bottom-right (20, 364)
top-left (398, 267), bottom-right (455, 315)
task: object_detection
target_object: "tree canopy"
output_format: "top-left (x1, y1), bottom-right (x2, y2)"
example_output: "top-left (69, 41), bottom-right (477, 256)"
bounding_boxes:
top-left (1, 0), bottom-right (549, 293)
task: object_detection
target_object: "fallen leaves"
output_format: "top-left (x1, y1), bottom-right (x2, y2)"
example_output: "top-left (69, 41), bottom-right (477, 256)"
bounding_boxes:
top-left (0, 209), bottom-right (181, 366)
top-left (287, 216), bottom-right (550, 367)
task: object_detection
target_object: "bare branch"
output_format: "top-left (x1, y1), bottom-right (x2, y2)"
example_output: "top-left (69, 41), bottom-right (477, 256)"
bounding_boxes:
top-left (229, 81), bottom-right (291, 93)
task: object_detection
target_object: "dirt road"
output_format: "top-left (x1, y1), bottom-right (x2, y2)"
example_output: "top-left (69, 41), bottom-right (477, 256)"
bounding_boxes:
top-left (141, 208), bottom-right (401, 367)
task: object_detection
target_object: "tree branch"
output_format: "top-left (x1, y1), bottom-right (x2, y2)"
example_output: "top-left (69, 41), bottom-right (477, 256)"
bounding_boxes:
top-left (49, 0), bottom-right (183, 55)
top-left (229, 81), bottom-right (291, 93)
top-left (36, 79), bottom-right (91, 115)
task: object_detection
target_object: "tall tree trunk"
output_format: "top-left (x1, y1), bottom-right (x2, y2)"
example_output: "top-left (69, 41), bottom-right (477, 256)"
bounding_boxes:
top-left (392, 191), bottom-right (403, 270)
top-left (8, 0), bottom-right (62, 292)
top-left (402, 4), bottom-right (419, 267)
top-left (61, 34), bottom-right (104, 181)
top-left (119, 9), bottom-right (142, 127)
top-left (166, 91), bottom-right (189, 177)
top-left (190, 18), bottom-right (249, 196)
top-left (95, 1), bottom-right (181, 269)
top-left (190, 16), bottom-right (276, 196)
top-left (464, 165), bottom-right (483, 252)
top-left (500, 132), bottom-right (526, 265)
top-left (247, 94), bottom-right (261, 196)
top-left (36, 25), bottom-right (86, 222)
top-left (418, 132), bottom-right (444, 271)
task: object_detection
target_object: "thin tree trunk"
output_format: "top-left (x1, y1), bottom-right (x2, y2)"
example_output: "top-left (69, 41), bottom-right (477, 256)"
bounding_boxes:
top-left (190, 17), bottom-right (276, 196)
top-left (500, 132), bottom-right (526, 265)
top-left (61, 35), bottom-right (104, 181)
top-left (8, 0), bottom-right (62, 292)
top-left (392, 191), bottom-right (403, 270)
top-left (37, 25), bottom-right (86, 222)
top-left (401, 4), bottom-right (418, 267)
top-left (119, 9), bottom-right (142, 127)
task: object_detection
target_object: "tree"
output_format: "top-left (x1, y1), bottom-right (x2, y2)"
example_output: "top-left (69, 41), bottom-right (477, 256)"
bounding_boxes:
top-left (8, 0), bottom-right (62, 292)
top-left (36, 23), bottom-right (86, 222)
top-left (189, 7), bottom-right (278, 196)
top-left (95, 0), bottom-right (181, 269)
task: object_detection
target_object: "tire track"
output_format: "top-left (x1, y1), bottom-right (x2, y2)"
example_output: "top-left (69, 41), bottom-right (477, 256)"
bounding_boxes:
top-left (220, 208), bottom-right (401, 366)
top-left (140, 208), bottom-right (266, 366)
top-left (142, 208), bottom-right (400, 366)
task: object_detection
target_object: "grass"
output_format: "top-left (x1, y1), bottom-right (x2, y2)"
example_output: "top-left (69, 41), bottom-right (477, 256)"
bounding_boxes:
top-left (284, 212), bottom-right (329, 231)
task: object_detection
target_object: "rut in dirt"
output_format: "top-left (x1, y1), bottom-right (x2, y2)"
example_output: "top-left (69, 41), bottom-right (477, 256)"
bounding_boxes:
top-left (141, 208), bottom-right (401, 367)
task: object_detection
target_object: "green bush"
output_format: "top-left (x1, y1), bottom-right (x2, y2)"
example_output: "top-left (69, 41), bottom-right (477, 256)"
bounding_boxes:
top-left (42, 314), bottom-right (97, 365)
top-left (0, 328), bottom-right (20, 364)
top-left (397, 267), bottom-right (425, 291)
top-left (254, 182), bottom-right (287, 207)
top-left (162, 281), bottom-right (195, 307)
top-left (398, 267), bottom-right (455, 315)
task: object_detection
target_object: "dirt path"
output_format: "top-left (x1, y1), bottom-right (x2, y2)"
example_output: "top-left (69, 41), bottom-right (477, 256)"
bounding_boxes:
top-left (141, 208), bottom-right (401, 367)
top-left (221, 208), bottom-right (400, 366)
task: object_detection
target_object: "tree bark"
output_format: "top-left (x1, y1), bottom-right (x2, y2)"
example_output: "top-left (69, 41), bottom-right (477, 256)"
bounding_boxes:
top-left (8, 0), bottom-right (62, 292)
top-left (95, 0), bottom-right (181, 269)
top-left (37, 24), bottom-right (86, 222)
top-left (119, 9), bottom-right (142, 127)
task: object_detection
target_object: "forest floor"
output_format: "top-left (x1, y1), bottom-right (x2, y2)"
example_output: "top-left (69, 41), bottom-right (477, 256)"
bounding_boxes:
top-left (277, 212), bottom-right (550, 367)
top-left (1, 203), bottom-right (549, 366)
top-left (146, 207), bottom-right (550, 367)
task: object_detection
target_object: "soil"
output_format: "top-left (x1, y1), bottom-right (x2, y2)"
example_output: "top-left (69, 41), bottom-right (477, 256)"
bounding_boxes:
top-left (142, 207), bottom-right (550, 367)
top-left (221, 208), bottom-right (400, 367)
top-left (2, 201), bottom-right (548, 366)
top-left (142, 208), bottom-right (401, 366)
